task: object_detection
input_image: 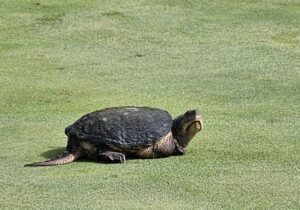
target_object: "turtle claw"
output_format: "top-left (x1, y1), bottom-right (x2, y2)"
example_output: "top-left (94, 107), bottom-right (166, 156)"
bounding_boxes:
top-left (173, 140), bottom-right (185, 156)
top-left (174, 147), bottom-right (185, 156)
top-left (99, 151), bottom-right (126, 163)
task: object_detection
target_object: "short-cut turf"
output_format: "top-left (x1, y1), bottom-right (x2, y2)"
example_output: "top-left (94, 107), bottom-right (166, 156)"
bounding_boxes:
top-left (0, 0), bottom-right (299, 209)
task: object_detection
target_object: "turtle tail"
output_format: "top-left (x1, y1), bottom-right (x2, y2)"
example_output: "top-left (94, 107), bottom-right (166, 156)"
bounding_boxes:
top-left (24, 149), bottom-right (82, 167)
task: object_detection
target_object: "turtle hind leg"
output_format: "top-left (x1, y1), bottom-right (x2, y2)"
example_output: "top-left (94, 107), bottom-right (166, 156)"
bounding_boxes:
top-left (99, 151), bottom-right (126, 163)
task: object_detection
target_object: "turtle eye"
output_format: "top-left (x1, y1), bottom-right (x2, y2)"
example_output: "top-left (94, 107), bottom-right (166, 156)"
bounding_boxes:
top-left (185, 111), bottom-right (192, 116)
top-left (185, 110), bottom-right (197, 116)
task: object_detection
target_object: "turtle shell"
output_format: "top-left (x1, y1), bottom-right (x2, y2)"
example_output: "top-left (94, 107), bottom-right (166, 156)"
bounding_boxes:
top-left (65, 106), bottom-right (173, 149)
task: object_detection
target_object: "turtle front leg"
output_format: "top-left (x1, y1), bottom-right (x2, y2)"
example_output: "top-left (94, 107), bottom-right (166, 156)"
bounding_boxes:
top-left (99, 151), bottom-right (126, 163)
top-left (173, 139), bottom-right (185, 156)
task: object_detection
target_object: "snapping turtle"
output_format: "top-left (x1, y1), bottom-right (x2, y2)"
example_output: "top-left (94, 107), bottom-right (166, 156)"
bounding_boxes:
top-left (26, 106), bottom-right (203, 166)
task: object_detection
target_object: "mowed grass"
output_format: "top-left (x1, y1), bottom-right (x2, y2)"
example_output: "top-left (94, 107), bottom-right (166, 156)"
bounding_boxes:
top-left (0, 0), bottom-right (299, 209)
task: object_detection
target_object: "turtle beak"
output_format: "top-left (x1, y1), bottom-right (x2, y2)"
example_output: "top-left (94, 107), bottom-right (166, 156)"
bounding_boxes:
top-left (196, 116), bottom-right (203, 131)
top-left (184, 109), bottom-right (203, 131)
top-left (194, 112), bottom-right (203, 131)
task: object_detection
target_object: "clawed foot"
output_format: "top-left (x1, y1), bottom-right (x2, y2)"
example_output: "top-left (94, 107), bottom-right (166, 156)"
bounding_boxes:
top-left (174, 147), bottom-right (185, 155)
top-left (99, 151), bottom-right (126, 163)
top-left (173, 142), bottom-right (185, 156)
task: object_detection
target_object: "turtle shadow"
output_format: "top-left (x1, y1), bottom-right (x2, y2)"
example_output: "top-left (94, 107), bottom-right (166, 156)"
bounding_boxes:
top-left (41, 147), bottom-right (65, 159)
top-left (40, 147), bottom-right (123, 164)
top-left (40, 147), bottom-right (147, 164)
top-left (40, 148), bottom-right (96, 164)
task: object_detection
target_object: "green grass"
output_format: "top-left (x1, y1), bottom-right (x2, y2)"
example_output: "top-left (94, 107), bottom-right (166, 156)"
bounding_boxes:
top-left (1, 0), bottom-right (299, 209)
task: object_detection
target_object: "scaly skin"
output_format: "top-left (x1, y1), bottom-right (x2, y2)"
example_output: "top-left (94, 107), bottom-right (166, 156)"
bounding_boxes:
top-left (136, 132), bottom-right (183, 158)
top-left (24, 148), bottom-right (82, 166)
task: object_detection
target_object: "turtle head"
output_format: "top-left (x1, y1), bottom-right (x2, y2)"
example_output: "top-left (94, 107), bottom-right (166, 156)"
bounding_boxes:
top-left (172, 109), bottom-right (203, 148)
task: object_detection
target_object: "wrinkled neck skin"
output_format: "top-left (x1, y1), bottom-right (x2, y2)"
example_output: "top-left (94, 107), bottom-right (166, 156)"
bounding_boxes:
top-left (172, 124), bottom-right (198, 149)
